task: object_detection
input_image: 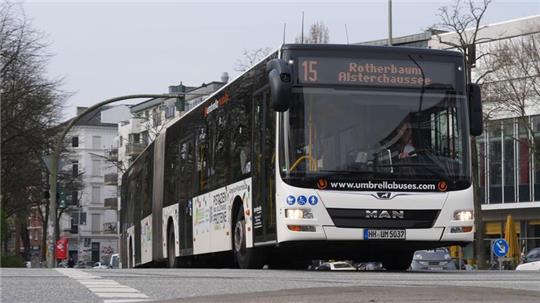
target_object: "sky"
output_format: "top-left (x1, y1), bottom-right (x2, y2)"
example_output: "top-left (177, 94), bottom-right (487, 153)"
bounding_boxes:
top-left (20, 0), bottom-right (540, 118)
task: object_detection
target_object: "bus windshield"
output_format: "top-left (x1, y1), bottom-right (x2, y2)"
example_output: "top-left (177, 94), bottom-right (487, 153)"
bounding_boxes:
top-left (280, 87), bottom-right (470, 186)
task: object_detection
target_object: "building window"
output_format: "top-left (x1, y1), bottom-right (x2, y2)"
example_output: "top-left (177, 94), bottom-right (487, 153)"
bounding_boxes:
top-left (481, 116), bottom-right (539, 205)
top-left (91, 186), bottom-right (101, 204)
top-left (92, 160), bottom-right (101, 176)
top-left (165, 105), bottom-right (175, 119)
top-left (92, 136), bottom-right (102, 149)
top-left (72, 136), bottom-right (79, 147)
top-left (91, 214), bottom-right (101, 233)
top-left (488, 121), bottom-right (502, 204)
top-left (72, 161), bottom-right (79, 178)
top-left (71, 190), bottom-right (78, 206)
top-left (141, 131), bottom-right (149, 145)
top-left (518, 118), bottom-right (531, 202)
top-left (119, 136), bottom-right (123, 147)
top-left (129, 133), bottom-right (140, 144)
top-left (478, 134), bottom-right (487, 204)
top-left (534, 115), bottom-right (540, 201)
top-left (75, 212), bottom-right (87, 225)
top-left (503, 120), bottom-right (515, 203)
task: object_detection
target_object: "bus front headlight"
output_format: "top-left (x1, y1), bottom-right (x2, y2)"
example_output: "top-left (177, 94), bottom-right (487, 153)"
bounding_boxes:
top-left (454, 210), bottom-right (473, 221)
top-left (285, 209), bottom-right (314, 219)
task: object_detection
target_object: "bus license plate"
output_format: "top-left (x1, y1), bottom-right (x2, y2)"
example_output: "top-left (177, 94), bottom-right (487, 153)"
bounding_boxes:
top-left (364, 229), bottom-right (406, 240)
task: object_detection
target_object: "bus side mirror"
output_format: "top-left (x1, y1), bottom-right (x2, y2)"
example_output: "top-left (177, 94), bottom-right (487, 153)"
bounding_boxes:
top-left (267, 59), bottom-right (292, 112)
top-left (468, 83), bottom-right (483, 136)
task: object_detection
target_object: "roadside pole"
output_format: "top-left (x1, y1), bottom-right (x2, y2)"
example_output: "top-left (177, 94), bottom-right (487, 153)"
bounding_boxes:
top-left (492, 238), bottom-right (509, 271)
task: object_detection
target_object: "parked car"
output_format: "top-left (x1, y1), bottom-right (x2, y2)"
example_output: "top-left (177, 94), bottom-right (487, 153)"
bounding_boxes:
top-left (516, 247), bottom-right (540, 271)
top-left (57, 260), bottom-right (69, 268)
top-left (317, 261), bottom-right (357, 271)
top-left (410, 248), bottom-right (456, 271)
top-left (109, 253), bottom-right (120, 269)
top-left (92, 262), bottom-right (109, 269)
top-left (354, 261), bottom-right (383, 271)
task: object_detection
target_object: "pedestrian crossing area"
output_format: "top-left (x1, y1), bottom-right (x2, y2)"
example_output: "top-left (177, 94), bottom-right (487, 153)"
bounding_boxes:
top-left (55, 268), bottom-right (152, 303)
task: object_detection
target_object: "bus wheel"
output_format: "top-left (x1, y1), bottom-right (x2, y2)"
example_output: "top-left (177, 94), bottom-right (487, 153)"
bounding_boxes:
top-left (383, 251), bottom-right (413, 271)
top-left (167, 228), bottom-right (178, 268)
top-left (128, 238), bottom-right (133, 268)
top-left (233, 207), bottom-right (264, 269)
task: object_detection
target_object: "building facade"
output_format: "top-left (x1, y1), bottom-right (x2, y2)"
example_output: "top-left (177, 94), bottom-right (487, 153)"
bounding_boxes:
top-left (58, 105), bottom-right (131, 265)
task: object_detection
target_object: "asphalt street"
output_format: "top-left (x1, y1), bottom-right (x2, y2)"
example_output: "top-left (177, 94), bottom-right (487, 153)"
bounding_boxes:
top-left (1, 268), bottom-right (539, 303)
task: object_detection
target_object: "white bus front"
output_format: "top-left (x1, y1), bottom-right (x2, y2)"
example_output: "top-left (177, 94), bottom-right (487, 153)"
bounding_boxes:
top-left (267, 45), bottom-right (482, 269)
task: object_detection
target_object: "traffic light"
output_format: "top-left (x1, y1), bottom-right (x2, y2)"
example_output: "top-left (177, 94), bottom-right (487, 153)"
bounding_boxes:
top-left (57, 184), bottom-right (67, 209)
top-left (175, 95), bottom-right (185, 112)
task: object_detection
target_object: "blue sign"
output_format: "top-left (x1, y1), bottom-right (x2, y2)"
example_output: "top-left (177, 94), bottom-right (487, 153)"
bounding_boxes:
top-left (286, 195), bottom-right (296, 205)
top-left (492, 238), bottom-right (509, 257)
top-left (297, 195), bottom-right (307, 205)
top-left (308, 195), bottom-right (318, 205)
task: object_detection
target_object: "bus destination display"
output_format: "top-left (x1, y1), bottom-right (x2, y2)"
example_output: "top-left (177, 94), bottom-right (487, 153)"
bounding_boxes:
top-left (298, 57), bottom-right (455, 88)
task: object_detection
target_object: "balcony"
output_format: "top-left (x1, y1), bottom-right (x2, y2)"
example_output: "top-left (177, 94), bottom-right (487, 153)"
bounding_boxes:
top-left (126, 142), bottom-right (145, 157)
top-left (104, 173), bottom-right (118, 185)
top-left (103, 222), bottom-right (117, 234)
top-left (63, 226), bottom-right (77, 234)
top-left (107, 148), bottom-right (118, 161)
top-left (104, 197), bottom-right (117, 209)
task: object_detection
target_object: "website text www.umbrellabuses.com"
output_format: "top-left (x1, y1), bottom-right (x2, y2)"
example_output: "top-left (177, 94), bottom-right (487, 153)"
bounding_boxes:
top-left (329, 180), bottom-right (437, 191)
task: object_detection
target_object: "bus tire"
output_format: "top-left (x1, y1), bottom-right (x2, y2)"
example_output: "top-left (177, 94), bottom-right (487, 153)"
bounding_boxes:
top-left (167, 227), bottom-right (178, 268)
top-left (383, 251), bottom-right (413, 271)
top-left (128, 237), bottom-right (133, 268)
top-left (233, 207), bottom-right (264, 269)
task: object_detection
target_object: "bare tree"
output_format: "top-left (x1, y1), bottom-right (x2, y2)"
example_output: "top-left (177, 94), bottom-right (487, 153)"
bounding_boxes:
top-left (234, 47), bottom-right (272, 72)
top-left (434, 0), bottom-right (492, 269)
top-left (1, 2), bottom-right (65, 256)
top-left (295, 21), bottom-right (330, 44)
top-left (480, 32), bottom-right (540, 168)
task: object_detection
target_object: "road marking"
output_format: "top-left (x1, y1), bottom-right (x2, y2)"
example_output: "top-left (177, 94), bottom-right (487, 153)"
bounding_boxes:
top-left (55, 268), bottom-right (151, 303)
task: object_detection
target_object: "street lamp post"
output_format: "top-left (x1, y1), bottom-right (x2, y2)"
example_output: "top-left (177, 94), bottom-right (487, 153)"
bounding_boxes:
top-left (45, 94), bottom-right (184, 268)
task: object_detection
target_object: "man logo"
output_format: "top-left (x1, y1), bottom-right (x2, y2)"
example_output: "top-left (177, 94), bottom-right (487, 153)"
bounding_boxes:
top-left (365, 210), bottom-right (405, 219)
top-left (376, 192), bottom-right (392, 199)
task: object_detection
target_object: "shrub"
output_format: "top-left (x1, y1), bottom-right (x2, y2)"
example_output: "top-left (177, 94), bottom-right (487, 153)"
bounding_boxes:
top-left (0, 254), bottom-right (25, 267)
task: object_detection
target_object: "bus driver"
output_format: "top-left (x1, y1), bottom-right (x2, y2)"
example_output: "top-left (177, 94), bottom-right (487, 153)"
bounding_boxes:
top-left (399, 121), bottom-right (416, 159)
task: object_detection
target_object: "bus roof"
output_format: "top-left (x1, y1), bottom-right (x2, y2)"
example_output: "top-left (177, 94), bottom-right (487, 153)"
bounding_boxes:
top-left (280, 43), bottom-right (463, 58)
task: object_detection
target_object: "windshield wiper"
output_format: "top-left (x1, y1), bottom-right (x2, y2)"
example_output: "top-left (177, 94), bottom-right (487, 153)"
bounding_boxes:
top-left (318, 169), bottom-right (374, 175)
top-left (373, 163), bottom-right (447, 180)
top-left (408, 54), bottom-right (426, 112)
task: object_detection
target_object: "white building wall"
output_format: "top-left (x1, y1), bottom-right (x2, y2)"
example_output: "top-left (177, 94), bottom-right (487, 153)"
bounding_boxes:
top-left (429, 16), bottom-right (540, 118)
top-left (58, 106), bottom-right (129, 264)
top-left (102, 105), bottom-right (132, 124)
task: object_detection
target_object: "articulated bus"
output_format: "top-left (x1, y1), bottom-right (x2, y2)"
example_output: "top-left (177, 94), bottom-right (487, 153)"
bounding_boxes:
top-left (120, 44), bottom-right (483, 270)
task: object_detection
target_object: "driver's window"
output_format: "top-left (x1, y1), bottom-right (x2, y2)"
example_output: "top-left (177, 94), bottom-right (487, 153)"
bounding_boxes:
top-left (430, 101), bottom-right (460, 160)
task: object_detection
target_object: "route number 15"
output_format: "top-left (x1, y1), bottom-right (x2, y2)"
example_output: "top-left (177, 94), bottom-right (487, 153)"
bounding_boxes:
top-left (302, 60), bottom-right (318, 82)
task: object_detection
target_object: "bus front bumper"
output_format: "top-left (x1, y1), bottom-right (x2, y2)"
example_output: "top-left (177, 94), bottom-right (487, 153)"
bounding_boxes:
top-left (278, 225), bottom-right (473, 242)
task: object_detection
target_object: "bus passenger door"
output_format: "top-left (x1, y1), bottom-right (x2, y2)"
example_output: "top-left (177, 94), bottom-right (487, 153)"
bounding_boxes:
top-left (252, 89), bottom-right (276, 244)
top-left (178, 136), bottom-right (194, 254)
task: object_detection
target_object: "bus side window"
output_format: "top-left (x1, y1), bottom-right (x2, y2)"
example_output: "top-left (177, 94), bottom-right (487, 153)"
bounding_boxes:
top-left (178, 138), bottom-right (194, 200)
top-left (195, 124), bottom-right (209, 192)
top-left (211, 109), bottom-right (229, 188)
top-left (229, 95), bottom-right (251, 181)
top-left (142, 152), bottom-right (153, 216)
